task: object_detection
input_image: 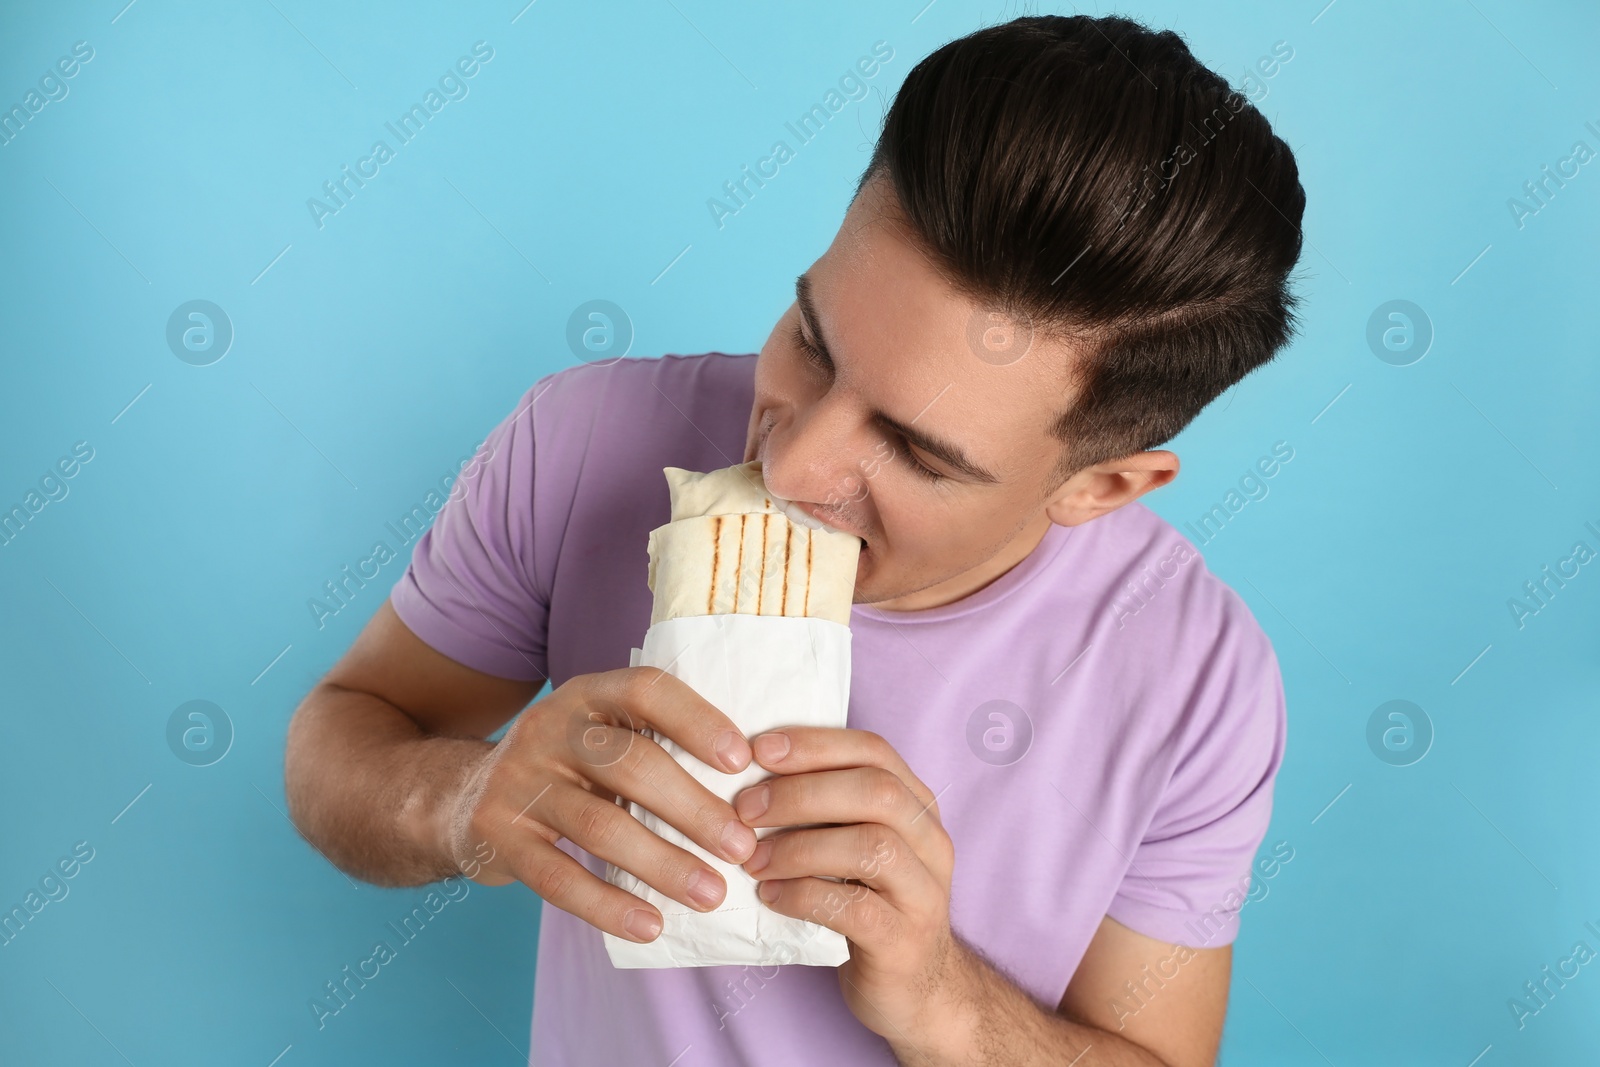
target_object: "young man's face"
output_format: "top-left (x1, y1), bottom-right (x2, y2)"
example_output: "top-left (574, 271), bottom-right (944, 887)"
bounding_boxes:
top-left (743, 174), bottom-right (1177, 611)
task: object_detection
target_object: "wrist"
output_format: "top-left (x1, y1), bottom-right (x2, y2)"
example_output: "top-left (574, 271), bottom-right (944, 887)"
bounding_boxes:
top-left (397, 734), bottom-right (494, 879)
top-left (896, 939), bottom-right (989, 1063)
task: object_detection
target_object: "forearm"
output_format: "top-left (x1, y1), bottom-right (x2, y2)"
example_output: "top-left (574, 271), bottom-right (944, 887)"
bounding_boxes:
top-left (283, 682), bottom-right (492, 887)
top-left (887, 940), bottom-right (1170, 1067)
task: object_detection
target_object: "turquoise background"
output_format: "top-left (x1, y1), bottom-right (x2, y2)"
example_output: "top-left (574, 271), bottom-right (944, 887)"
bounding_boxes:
top-left (1, 0), bottom-right (1595, 1063)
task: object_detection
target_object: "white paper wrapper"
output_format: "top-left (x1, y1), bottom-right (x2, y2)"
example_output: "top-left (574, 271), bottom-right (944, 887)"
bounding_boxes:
top-left (602, 611), bottom-right (853, 969)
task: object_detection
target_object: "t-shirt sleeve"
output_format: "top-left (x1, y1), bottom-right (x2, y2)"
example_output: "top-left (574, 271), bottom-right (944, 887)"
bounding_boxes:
top-left (1106, 594), bottom-right (1288, 948)
top-left (387, 379), bottom-right (554, 682)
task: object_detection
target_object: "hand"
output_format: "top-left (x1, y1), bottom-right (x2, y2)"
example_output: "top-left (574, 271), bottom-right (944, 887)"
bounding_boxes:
top-left (444, 666), bottom-right (760, 944)
top-left (733, 727), bottom-right (962, 1042)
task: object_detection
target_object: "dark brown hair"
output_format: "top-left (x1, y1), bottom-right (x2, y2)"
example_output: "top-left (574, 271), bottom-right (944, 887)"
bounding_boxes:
top-left (854, 14), bottom-right (1307, 484)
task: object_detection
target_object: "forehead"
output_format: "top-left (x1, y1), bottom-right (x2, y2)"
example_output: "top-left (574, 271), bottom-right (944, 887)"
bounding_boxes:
top-left (806, 187), bottom-right (1076, 479)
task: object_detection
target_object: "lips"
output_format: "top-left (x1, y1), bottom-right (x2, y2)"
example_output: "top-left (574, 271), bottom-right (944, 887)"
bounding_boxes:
top-left (755, 447), bottom-right (865, 544)
top-left (769, 493), bottom-right (840, 532)
top-left (764, 488), bottom-right (861, 542)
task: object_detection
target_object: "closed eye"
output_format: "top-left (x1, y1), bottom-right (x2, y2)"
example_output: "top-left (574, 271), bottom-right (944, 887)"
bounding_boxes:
top-left (793, 321), bottom-right (944, 483)
top-left (794, 319), bottom-right (831, 374)
top-left (900, 444), bottom-right (946, 483)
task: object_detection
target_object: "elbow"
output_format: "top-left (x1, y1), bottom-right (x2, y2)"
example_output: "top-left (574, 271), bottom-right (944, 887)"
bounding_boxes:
top-left (282, 682), bottom-right (336, 840)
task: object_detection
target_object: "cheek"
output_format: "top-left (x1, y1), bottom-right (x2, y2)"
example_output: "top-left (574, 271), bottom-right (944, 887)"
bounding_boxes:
top-left (879, 493), bottom-right (1026, 566)
top-left (752, 343), bottom-right (813, 410)
top-left (869, 490), bottom-right (946, 556)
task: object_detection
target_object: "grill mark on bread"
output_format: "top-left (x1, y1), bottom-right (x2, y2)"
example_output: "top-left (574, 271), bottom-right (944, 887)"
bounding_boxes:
top-left (781, 522), bottom-right (792, 615)
top-left (804, 527), bottom-right (812, 616)
top-left (710, 516), bottom-right (722, 613)
top-left (732, 514), bottom-right (745, 613)
top-left (757, 514), bottom-right (768, 613)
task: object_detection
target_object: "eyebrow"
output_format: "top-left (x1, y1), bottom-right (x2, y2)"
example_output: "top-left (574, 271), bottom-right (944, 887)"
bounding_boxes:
top-left (795, 272), bottom-right (1002, 486)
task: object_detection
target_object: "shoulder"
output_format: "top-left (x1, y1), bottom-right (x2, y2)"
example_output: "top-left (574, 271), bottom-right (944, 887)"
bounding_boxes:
top-left (516, 352), bottom-right (760, 557)
top-left (526, 351), bottom-right (757, 423)
top-left (1072, 502), bottom-right (1285, 771)
top-left (523, 349), bottom-right (757, 475)
top-left (1078, 501), bottom-right (1273, 659)
top-left (485, 353), bottom-right (758, 479)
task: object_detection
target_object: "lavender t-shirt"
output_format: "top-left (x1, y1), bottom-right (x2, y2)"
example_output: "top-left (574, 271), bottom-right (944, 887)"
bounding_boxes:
top-left (389, 352), bottom-right (1287, 1066)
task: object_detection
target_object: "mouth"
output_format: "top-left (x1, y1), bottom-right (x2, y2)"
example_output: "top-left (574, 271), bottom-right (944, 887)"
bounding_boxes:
top-left (759, 479), bottom-right (864, 544)
top-left (773, 493), bottom-right (871, 564)
top-left (767, 492), bottom-right (853, 537)
top-left (753, 438), bottom-right (869, 550)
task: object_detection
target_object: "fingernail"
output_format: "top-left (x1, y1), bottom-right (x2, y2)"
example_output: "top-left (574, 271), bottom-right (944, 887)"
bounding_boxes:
top-left (714, 730), bottom-right (749, 771)
top-left (736, 784), bottom-right (770, 823)
top-left (624, 908), bottom-right (662, 941)
top-left (721, 819), bottom-right (755, 861)
top-left (758, 880), bottom-right (781, 902)
top-left (753, 732), bottom-right (790, 764)
top-left (687, 869), bottom-right (724, 909)
top-left (745, 839), bottom-right (772, 874)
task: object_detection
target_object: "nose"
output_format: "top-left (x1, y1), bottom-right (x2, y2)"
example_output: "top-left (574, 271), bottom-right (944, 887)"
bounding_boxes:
top-left (761, 395), bottom-right (872, 514)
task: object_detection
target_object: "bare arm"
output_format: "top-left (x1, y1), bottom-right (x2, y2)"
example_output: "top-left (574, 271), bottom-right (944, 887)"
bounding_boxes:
top-left (283, 599), bottom-right (543, 887)
top-left (283, 598), bottom-right (763, 945)
top-left (1054, 915), bottom-right (1230, 1066)
top-left (888, 916), bottom-right (1229, 1066)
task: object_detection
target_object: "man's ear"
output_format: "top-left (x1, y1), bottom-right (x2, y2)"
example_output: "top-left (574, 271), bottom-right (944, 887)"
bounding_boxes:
top-left (1043, 450), bottom-right (1179, 528)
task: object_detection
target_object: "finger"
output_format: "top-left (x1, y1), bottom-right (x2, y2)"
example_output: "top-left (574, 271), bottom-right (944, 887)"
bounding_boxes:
top-left (509, 834), bottom-right (668, 943)
top-left (736, 766), bottom-right (942, 859)
top-left (742, 823), bottom-right (937, 910)
top-left (749, 727), bottom-right (941, 819)
top-left (567, 721), bottom-right (757, 864)
top-left (589, 665), bottom-right (754, 773)
top-left (536, 781), bottom-right (733, 913)
top-left (751, 871), bottom-right (901, 947)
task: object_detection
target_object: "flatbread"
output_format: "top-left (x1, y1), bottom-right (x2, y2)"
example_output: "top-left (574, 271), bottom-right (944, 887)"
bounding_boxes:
top-left (663, 461), bottom-right (781, 521)
top-left (648, 461), bottom-right (861, 625)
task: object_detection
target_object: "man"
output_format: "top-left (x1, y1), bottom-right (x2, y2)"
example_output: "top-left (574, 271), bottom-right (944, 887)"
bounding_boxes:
top-left (285, 13), bottom-right (1303, 1066)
